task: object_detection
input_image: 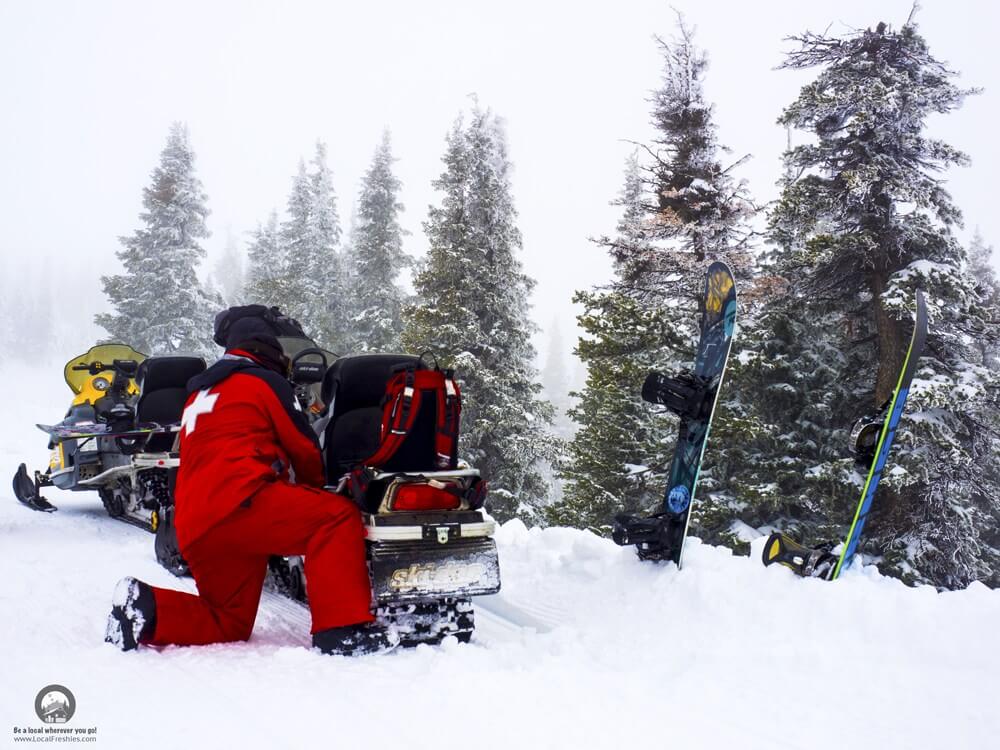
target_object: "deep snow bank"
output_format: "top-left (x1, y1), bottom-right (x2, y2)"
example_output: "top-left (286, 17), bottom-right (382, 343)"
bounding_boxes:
top-left (1, 362), bottom-right (997, 749)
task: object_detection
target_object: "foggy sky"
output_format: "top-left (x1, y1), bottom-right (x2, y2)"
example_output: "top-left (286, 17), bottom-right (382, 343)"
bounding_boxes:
top-left (1, 0), bottom-right (997, 355)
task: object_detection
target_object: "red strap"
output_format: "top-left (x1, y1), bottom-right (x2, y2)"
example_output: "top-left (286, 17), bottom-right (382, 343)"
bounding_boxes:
top-left (365, 369), bottom-right (421, 467)
top-left (361, 368), bottom-right (463, 471)
top-left (434, 375), bottom-right (460, 469)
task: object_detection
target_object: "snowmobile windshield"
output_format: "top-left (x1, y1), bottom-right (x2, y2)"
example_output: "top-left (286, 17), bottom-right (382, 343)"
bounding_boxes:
top-left (63, 344), bottom-right (147, 394)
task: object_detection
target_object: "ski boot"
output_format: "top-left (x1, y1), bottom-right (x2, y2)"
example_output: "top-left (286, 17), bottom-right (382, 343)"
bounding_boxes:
top-left (761, 532), bottom-right (837, 580)
top-left (12, 463), bottom-right (57, 513)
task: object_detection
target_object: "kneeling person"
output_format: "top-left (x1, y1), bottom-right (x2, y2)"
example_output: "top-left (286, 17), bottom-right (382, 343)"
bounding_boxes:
top-left (105, 308), bottom-right (396, 656)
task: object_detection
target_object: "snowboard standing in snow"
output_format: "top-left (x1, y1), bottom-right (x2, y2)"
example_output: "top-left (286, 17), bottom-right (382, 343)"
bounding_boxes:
top-left (763, 290), bottom-right (928, 580)
top-left (612, 262), bottom-right (737, 566)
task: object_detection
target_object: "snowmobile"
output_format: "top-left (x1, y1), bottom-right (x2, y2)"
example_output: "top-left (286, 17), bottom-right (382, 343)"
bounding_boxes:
top-left (267, 352), bottom-right (501, 645)
top-left (146, 327), bottom-right (501, 645)
top-left (12, 343), bottom-right (207, 530)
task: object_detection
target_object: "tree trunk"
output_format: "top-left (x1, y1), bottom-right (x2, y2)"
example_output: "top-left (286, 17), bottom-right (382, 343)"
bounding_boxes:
top-left (871, 272), bottom-right (906, 405)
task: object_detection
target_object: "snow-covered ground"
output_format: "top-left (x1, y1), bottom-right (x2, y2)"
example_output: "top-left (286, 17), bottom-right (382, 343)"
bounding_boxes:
top-left (2, 361), bottom-right (998, 750)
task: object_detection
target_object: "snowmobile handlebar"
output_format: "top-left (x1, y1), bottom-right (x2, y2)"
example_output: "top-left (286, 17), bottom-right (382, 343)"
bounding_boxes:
top-left (289, 348), bottom-right (329, 386)
top-left (71, 359), bottom-right (141, 378)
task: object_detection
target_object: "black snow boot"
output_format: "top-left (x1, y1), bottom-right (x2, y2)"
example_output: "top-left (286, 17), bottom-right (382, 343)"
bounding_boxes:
top-left (105, 577), bottom-right (157, 651)
top-left (313, 622), bottom-right (400, 656)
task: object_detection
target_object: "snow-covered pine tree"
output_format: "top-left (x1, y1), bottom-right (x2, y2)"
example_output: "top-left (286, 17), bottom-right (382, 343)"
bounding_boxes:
top-left (551, 18), bottom-right (754, 535)
top-left (271, 144), bottom-right (347, 349)
top-left (540, 317), bottom-right (574, 439)
top-left (548, 154), bottom-right (680, 531)
top-left (349, 131), bottom-right (409, 352)
top-left (244, 211), bottom-right (284, 307)
top-left (212, 232), bottom-right (245, 306)
top-left (402, 108), bottom-right (555, 523)
top-left (735, 18), bottom-right (999, 587)
top-left (96, 123), bottom-right (219, 357)
top-left (305, 141), bottom-right (348, 350)
top-left (968, 230), bottom-right (1000, 368)
top-left (964, 230), bottom-right (1000, 570)
top-left (279, 160), bottom-right (319, 333)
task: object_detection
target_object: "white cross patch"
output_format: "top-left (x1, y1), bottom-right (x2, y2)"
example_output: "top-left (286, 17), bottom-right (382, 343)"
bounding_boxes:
top-left (181, 389), bottom-right (219, 436)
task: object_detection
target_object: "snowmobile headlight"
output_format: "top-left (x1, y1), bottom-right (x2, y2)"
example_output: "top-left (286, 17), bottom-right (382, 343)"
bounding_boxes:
top-left (93, 376), bottom-right (111, 391)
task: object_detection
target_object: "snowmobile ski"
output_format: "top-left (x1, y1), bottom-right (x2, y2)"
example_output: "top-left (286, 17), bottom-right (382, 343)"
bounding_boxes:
top-left (13, 463), bottom-right (57, 512)
top-left (613, 262), bottom-right (737, 566)
top-left (762, 290), bottom-right (928, 580)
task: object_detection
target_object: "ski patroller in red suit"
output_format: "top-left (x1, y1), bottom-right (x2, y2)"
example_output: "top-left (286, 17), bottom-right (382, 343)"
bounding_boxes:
top-left (146, 345), bottom-right (375, 645)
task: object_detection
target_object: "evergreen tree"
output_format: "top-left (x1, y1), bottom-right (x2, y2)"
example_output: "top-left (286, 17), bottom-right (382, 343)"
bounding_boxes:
top-left (350, 131), bottom-right (409, 352)
top-left (306, 141), bottom-right (348, 349)
top-left (279, 160), bottom-right (317, 327)
top-left (540, 317), bottom-right (574, 438)
top-left (402, 108), bottom-right (555, 523)
top-left (967, 230), bottom-right (1000, 368)
top-left (728, 19), bottom-right (999, 588)
top-left (96, 123), bottom-right (219, 356)
top-left (212, 231), bottom-right (245, 306)
top-left (549, 155), bottom-right (680, 531)
top-left (273, 144), bottom-right (347, 348)
top-left (551, 19), bottom-right (754, 534)
top-left (244, 211), bottom-right (284, 307)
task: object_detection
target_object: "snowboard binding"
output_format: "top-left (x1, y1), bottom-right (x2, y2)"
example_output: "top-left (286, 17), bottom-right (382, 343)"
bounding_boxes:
top-left (641, 370), bottom-right (716, 422)
top-left (849, 400), bottom-right (890, 468)
top-left (761, 532), bottom-right (837, 580)
top-left (612, 513), bottom-right (677, 562)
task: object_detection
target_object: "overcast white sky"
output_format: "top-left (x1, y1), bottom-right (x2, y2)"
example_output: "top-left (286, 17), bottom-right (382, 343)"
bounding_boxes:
top-left (1, 0), bottom-right (997, 356)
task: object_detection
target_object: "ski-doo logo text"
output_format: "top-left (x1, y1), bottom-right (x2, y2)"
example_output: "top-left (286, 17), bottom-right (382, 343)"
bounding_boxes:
top-left (389, 562), bottom-right (486, 592)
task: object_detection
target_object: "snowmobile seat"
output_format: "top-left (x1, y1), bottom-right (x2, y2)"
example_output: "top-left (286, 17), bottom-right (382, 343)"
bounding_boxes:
top-left (136, 357), bottom-right (207, 451)
top-left (321, 353), bottom-right (434, 482)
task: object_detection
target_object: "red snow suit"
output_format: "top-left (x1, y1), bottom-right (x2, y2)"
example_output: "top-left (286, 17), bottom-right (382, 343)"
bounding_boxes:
top-left (146, 352), bottom-right (373, 645)
top-left (172, 358), bottom-right (326, 550)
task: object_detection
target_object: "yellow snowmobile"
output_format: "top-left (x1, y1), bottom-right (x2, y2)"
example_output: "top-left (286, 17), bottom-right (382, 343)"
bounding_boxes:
top-left (12, 344), bottom-right (206, 530)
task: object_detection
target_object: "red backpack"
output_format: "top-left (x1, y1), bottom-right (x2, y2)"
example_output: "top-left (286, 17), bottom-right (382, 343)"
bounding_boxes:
top-left (321, 354), bottom-right (485, 512)
top-left (364, 363), bottom-right (462, 472)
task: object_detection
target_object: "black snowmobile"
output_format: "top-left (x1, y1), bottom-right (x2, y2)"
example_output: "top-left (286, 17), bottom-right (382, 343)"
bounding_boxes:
top-left (12, 343), bottom-right (206, 531)
top-left (268, 352), bottom-right (501, 645)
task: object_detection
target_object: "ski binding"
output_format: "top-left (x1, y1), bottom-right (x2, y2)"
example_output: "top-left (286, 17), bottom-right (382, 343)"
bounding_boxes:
top-left (761, 532), bottom-right (837, 580)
